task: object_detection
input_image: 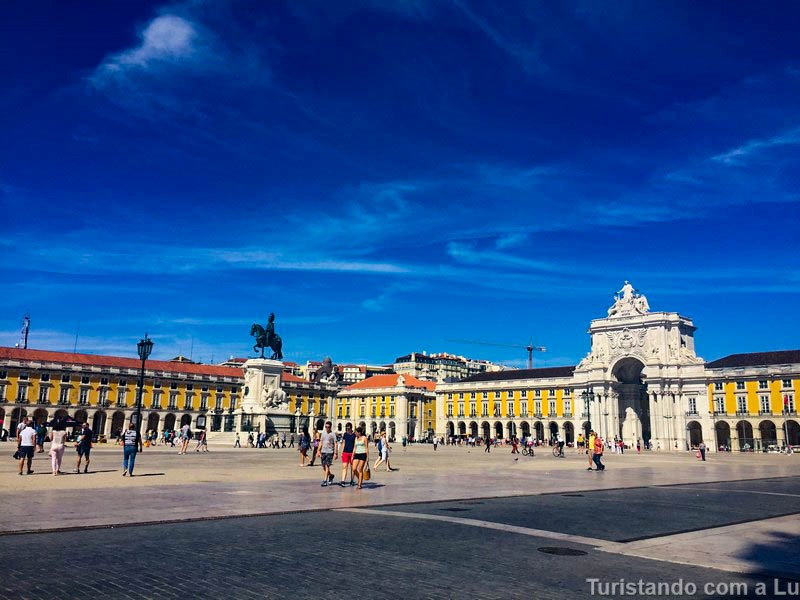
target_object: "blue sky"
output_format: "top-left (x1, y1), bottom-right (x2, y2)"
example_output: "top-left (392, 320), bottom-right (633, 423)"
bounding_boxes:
top-left (1, 1), bottom-right (799, 367)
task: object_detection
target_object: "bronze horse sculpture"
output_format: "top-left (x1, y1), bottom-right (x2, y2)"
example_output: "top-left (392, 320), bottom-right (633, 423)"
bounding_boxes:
top-left (250, 314), bottom-right (283, 360)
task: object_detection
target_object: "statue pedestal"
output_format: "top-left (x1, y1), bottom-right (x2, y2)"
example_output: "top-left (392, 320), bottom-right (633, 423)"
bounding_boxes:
top-left (239, 359), bottom-right (293, 435)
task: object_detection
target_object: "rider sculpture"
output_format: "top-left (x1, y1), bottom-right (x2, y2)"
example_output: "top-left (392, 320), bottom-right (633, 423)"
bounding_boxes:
top-left (250, 312), bottom-right (284, 360)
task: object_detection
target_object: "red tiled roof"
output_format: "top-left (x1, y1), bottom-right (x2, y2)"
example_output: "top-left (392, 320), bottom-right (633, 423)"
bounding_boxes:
top-left (346, 373), bottom-right (435, 391)
top-left (281, 372), bottom-right (307, 383)
top-left (0, 347), bottom-right (243, 379)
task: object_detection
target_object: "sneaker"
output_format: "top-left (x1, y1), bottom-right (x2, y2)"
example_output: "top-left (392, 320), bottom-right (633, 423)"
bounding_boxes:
top-left (586, 467), bottom-right (593, 471)
top-left (350, 480), bottom-right (356, 486)
top-left (27, 469), bottom-right (34, 474)
top-left (122, 471), bottom-right (127, 477)
top-left (328, 473), bottom-right (334, 483)
top-left (339, 481), bottom-right (347, 488)
top-left (83, 467), bottom-right (89, 473)
top-left (321, 481), bottom-right (328, 487)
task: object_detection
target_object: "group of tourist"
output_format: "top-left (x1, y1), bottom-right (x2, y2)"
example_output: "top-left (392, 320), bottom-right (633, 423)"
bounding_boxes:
top-left (14, 416), bottom-right (93, 476)
top-left (238, 431), bottom-right (294, 449)
top-left (292, 421), bottom-right (395, 489)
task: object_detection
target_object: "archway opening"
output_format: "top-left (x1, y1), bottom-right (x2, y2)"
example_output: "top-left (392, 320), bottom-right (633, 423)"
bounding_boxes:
top-left (147, 413), bottom-right (160, 433)
top-left (564, 422), bottom-right (575, 445)
top-left (520, 421), bottom-right (530, 438)
top-left (481, 421), bottom-right (490, 440)
top-left (494, 421), bottom-right (503, 439)
top-left (786, 420), bottom-right (800, 446)
top-left (759, 420), bottom-right (777, 449)
top-left (736, 420), bottom-right (754, 451)
top-left (611, 357), bottom-right (650, 445)
top-left (92, 411), bottom-right (106, 435)
top-left (164, 413), bottom-right (176, 431)
top-left (469, 422), bottom-right (478, 437)
top-left (533, 421), bottom-right (544, 441)
top-left (687, 421), bottom-right (703, 448)
top-left (715, 421), bottom-right (731, 451)
top-left (548, 421), bottom-right (558, 443)
top-left (32, 408), bottom-right (48, 426)
top-left (111, 411), bottom-right (126, 437)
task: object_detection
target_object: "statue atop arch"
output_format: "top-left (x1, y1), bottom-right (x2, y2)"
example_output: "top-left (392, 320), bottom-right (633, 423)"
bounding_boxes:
top-left (607, 281), bottom-right (650, 317)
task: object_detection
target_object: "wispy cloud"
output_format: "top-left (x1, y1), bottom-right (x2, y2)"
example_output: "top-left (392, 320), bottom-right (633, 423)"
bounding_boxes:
top-left (711, 127), bottom-right (800, 165)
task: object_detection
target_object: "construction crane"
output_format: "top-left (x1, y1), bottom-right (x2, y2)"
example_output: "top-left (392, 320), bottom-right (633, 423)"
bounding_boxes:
top-left (447, 338), bottom-right (546, 369)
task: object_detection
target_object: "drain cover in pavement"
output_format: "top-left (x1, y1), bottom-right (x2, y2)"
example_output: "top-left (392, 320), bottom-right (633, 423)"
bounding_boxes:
top-left (439, 507), bottom-right (470, 512)
top-left (562, 494), bottom-right (584, 497)
top-left (537, 547), bottom-right (588, 556)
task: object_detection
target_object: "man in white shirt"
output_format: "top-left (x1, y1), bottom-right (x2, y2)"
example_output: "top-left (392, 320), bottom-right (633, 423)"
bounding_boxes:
top-left (317, 421), bottom-right (338, 487)
top-left (17, 421), bottom-right (37, 475)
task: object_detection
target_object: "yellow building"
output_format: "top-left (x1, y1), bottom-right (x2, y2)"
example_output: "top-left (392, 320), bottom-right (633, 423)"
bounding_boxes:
top-left (437, 367), bottom-right (575, 443)
top-left (0, 347), bottom-right (242, 438)
top-left (336, 373), bottom-right (436, 441)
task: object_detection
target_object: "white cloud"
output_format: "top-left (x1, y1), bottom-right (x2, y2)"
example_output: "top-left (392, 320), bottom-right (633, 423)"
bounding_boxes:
top-left (711, 127), bottom-right (800, 165)
top-left (91, 15), bottom-right (204, 86)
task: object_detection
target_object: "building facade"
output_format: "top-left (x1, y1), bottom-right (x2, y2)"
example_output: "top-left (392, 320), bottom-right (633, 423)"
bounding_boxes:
top-left (394, 351), bottom-right (503, 382)
top-left (0, 348), bottom-right (242, 439)
top-left (335, 374), bottom-right (436, 440)
top-left (437, 284), bottom-right (800, 452)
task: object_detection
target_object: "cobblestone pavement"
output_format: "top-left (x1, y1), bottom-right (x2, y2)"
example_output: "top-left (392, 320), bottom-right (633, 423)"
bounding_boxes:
top-left (1, 444), bottom-right (799, 599)
top-left (0, 502), bottom-right (793, 600)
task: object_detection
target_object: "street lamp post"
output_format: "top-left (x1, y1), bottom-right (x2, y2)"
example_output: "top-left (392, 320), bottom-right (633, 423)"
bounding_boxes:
top-left (134, 334), bottom-right (154, 439)
top-left (581, 389), bottom-right (595, 438)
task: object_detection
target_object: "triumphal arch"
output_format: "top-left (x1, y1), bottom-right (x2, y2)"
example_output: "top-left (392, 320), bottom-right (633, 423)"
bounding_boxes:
top-left (573, 282), bottom-right (706, 450)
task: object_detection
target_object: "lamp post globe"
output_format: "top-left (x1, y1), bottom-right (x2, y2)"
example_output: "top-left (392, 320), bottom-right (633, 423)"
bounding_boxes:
top-left (134, 334), bottom-right (153, 439)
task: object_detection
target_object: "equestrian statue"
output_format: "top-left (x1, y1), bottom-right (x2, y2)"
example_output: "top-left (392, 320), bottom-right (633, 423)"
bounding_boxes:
top-left (250, 312), bottom-right (283, 360)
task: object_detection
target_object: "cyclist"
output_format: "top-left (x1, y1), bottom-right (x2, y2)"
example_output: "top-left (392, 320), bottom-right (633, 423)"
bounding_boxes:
top-left (556, 432), bottom-right (565, 457)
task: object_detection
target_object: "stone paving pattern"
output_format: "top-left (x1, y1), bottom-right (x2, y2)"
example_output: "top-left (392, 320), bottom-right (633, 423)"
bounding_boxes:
top-left (1, 443), bottom-right (799, 599)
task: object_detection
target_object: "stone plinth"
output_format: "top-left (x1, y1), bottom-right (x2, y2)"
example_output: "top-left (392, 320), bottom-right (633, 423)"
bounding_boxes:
top-left (239, 358), bottom-right (292, 435)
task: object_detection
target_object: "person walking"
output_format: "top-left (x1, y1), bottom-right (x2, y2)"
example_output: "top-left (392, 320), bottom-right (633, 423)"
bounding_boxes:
top-left (339, 423), bottom-right (357, 487)
top-left (373, 430), bottom-right (393, 472)
top-left (281, 431), bottom-right (287, 448)
top-left (289, 433), bottom-right (295, 448)
top-left (592, 434), bottom-right (605, 471)
top-left (484, 436), bottom-right (492, 453)
top-left (318, 421), bottom-right (338, 487)
top-left (74, 421), bottom-right (93, 474)
top-left (17, 419), bottom-right (36, 475)
top-left (298, 427), bottom-right (310, 466)
top-left (352, 426), bottom-right (370, 489)
top-left (234, 433), bottom-right (241, 448)
top-left (195, 430), bottom-right (209, 452)
top-left (35, 421), bottom-right (47, 454)
top-left (433, 436), bottom-right (439, 451)
top-left (698, 441), bottom-right (707, 461)
top-left (178, 422), bottom-right (191, 455)
top-left (48, 419), bottom-right (68, 475)
top-left (308, 428), bottom-right (320, 467)
top-left (122, 422), bottom-right (143, 477)
top-left (587, 430), bottom-right (596, 470)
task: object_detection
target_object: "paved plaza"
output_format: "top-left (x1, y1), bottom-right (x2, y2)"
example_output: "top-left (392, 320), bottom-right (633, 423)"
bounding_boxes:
top-left (2, 442), bottom-right (799, 599)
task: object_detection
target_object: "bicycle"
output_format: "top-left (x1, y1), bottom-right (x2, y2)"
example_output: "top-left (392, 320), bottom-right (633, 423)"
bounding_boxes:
top-left (521, 446), bottom-right (535, 457)
top-left (552, 445), bottom-right (565, 458)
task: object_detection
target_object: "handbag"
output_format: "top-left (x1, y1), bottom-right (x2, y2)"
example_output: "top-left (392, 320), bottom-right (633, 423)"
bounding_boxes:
top-left (363, 464), bottom-right (371, 481)
top-left (13, 450), bottom-right (20, 460)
